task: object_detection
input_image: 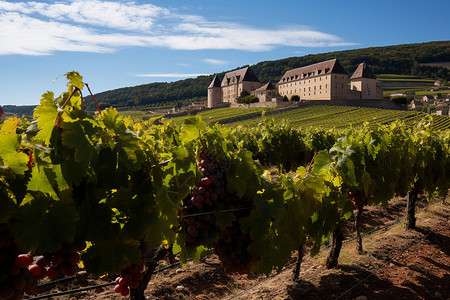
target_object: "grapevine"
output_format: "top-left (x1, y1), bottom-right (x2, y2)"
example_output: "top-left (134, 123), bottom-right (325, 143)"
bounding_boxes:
top-left (0, 72), bottom-right (448, 299)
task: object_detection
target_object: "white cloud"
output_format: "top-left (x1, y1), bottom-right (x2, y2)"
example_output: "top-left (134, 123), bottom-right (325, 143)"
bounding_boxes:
top-left (0, 0), bottom-right (169, 31)
top-left (135, 73), bottom-right (208, 78)
top-left (0, 0), bottom-right (356, 55)
top-left (203, 58), bottom-right (228, 65)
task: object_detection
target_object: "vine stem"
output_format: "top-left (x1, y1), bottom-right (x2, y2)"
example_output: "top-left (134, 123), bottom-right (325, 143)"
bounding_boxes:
top-left (406, 182), bottom-right (420, 230)
top-left (130, 246), bottom-right (168, 300)
top-left (326, 221), bottom-right (344, 269)
top-left (85, 83), bottom-right (102, 114)
top-left (355, 204), bottom-right (364, 254)
top-left (292, 239), bottom-right (305, 281)
top-left (56, 87), bottom-right (79, 126)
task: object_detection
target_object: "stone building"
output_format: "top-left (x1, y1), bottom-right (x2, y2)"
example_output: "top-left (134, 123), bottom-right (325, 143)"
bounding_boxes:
top-left (278, 59), bottom-right (349, 101)
top-left (207, 59), bottom-right (383, 108)
top-left (208, 67), bottom-right (262, 108)
top-left (251, 81), bottom-right (278, 102)
top-left (349, 62), bottom-right (383, 99)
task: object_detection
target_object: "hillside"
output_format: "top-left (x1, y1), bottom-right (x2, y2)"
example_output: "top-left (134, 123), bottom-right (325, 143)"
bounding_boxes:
top-left (162, 105), bottom-right (450, 132)
top-left (83, 41), bottom-right (450, 110)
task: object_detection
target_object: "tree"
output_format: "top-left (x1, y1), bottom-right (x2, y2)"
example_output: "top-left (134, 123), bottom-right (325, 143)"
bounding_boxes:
top-left (291, 95), bottom-right (300, 102)
top-left (391, 96), bottom-right (408, 106)
top-left (238, 95), bottom-right (259, 104)
top-left (282, 95), bottom-right (288, 102)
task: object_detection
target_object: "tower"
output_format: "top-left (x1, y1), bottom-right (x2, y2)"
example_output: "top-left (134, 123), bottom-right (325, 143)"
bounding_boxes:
top-left (207, 75), bottom-right (222, 108)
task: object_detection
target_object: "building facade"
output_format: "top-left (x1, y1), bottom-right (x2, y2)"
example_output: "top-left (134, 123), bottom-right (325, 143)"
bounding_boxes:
top-left (251, 81), bottom-right (278, 102)
top-left (207, 59), bottom-right (383, 108)
top-left (278, 59), bottom-right (349, 101)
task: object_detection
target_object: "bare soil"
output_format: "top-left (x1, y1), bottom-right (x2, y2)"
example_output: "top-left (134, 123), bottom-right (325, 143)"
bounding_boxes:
top-left (29, 195), bottom-right (450, 300)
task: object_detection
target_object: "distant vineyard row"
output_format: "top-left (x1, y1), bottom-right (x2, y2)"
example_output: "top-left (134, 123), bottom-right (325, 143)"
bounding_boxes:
top-left (162, 105), bottom-right (450, 131)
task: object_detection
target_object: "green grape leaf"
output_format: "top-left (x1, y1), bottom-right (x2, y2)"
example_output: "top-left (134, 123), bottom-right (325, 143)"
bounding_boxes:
top-left (193, 245), bottom-right (208, 262)
top-left (11, 194), bottom-right (79, 253)
top-left (0, 187), bottom-right (16, 222)
top-left (33, 92), bottom-right (58, 146)
top-left (250, 234), bottom-right (296, 274)
top-left (60, 118), bottom-right (98, 163)
top-left (82, 238), bottom-right (141, 275)
top-left (66, 71), bottom-right (84, 90)
top-left (27, 167), bottom-right (56, 196)
top-left (362, 172), bottom-right (371, 198)
top-left (27, 164), bottom-right (70, 198)
top-left (311, 150), bottom-right (333, 173)
top-left (215, 210), bottom-right (236, 231)
top-left (0, 132), bottom-right (28, 175)
top-left (179, 117), bottom-right (206, 144)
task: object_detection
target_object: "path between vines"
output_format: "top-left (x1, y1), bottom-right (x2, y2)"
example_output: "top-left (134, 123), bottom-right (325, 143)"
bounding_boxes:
top-left (31, 195), bottom-right (450, 300)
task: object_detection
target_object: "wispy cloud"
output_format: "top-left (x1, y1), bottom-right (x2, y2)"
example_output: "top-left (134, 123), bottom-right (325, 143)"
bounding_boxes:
top-left (203, 58), bottom-right (229, 65)
top-left (0, 0), bottom-right (356, 55)
top-left (135, 73), bottom-right (208, 78)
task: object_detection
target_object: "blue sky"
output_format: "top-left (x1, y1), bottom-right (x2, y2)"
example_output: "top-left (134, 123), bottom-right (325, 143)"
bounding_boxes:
top-left (1, 0), bottom-right (449, 106)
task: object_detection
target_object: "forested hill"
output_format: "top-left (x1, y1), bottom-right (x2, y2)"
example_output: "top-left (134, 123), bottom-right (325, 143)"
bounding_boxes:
top-left (84, 41), bottom-right (450, 110)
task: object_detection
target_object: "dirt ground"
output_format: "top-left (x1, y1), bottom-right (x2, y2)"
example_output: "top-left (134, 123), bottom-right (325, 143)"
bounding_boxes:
top-left (29, 195), bottom-right (450, 300)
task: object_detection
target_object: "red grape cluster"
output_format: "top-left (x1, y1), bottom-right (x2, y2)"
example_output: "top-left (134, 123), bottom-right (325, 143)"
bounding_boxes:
top-left (30, 241), bottom-right (86, 281)
top-left (348, 191), bottom-right (364, 208)
top-left (114, 264), bottom-right (144, 297)
top-left (213, 222), bottom-right (253, 275)
top-left (178, 152), bottom-right (256, 274)
top-left (0, 225), bottom-right (38, 300)
top-left (179, 152), bottom-right (239, 247)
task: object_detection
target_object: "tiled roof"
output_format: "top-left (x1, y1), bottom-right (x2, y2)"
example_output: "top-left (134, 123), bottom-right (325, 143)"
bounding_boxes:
top-left (208, 75), bottom-right (221, 88)
top-left (350, 63), bottom-right (376, 79)
top-left (221, 67), bottom-right (260, 87)
top-left (253, 81), bottom-right (277, 92)
top-left (278, 59), bottom-right (348, 84)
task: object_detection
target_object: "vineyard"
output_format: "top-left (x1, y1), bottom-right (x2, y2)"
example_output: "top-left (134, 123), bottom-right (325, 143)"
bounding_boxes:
top-left (216, 105), bottom-right (449, 131)
top-left (155, 105), bottom-right (450, 132)
top-left (0, 73), bottom-right (449, 300)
